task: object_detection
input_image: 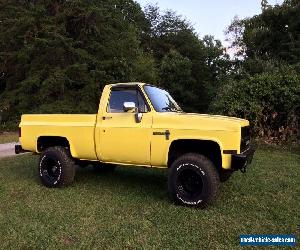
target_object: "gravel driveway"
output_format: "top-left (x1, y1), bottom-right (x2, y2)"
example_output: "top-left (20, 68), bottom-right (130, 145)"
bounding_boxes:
top-left (0, 142), bottom-right (21, 158)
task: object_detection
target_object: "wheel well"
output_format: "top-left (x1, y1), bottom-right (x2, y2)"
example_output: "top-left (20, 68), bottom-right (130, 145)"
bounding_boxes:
top-left (37, 136), bottom-right (70, 152)
top-left (168, 140), bottom-right (222, 170)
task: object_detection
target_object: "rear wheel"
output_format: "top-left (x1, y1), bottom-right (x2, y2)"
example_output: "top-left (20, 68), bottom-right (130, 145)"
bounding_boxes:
top-left (168, 153), bottom-right (220, 208)
top-left (38, 146), bottom-right (75, 188)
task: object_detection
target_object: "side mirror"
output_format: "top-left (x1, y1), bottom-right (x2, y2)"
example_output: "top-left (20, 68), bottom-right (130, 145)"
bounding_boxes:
top-left (135, 112), bottom-right (143, 123)
top-left (123, 102), bottom-right (143, 123)
top-left (123, 102), bottom-right (136, 112)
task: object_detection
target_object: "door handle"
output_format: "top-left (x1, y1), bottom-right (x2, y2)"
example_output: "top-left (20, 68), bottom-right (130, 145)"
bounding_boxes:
top-left (102, 116), bottom-right (112, 120)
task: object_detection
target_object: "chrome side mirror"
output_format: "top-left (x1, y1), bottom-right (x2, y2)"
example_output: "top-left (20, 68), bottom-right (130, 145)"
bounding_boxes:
top-left (123, 102), bottom-right (136, 112)
top-left (135, 112), bottom-right (143, 123)
top-left (123, 102), bottom-right (143, 123)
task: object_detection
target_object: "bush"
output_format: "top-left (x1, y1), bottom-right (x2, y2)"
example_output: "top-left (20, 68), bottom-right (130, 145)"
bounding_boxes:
top-left (211, 66), bottom-right (300, 142)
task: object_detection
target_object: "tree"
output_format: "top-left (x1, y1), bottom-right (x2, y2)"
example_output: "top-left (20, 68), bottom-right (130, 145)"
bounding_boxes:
top-left (0, 1), bottom-right (230, 131)
top-left (143, 4), bottom-right (228, 112)
top-left (261, 0), bottom-right (271, 10)
top-left (159, 50), bottom-right (197, 111)
top-left (212, 0), bottom-right (300, 142)
top-left (0, 0), bottom-right (155, 129)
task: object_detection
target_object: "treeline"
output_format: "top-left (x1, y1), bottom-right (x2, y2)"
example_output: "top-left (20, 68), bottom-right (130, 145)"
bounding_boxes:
top-left (0, 0), bottom-right (299, 142)
top-left (212, 0), bottom-right (300, 142)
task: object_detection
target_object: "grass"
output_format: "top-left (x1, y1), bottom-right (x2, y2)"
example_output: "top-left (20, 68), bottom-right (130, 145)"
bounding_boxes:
top-left (0, 148), bottom-right (299, 249)
top-left (0, 132), bottom-right (19, 144)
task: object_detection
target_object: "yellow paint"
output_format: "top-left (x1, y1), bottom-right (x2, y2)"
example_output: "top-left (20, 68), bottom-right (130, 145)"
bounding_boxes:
top-left (20, 83), bottom-right (250, 170)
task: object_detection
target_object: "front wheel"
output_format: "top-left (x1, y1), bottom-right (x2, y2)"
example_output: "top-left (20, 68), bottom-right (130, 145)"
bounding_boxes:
top-left (38, 146), bottom-right (75, 188)
top-left (168, 153), bottom-right (220, 208)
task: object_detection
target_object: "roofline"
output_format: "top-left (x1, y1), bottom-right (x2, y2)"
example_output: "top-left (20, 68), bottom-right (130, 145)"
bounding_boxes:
top-left (108, 82), bottom-right (168, 92)
top-left (108, 82), bottom-right (146, 88)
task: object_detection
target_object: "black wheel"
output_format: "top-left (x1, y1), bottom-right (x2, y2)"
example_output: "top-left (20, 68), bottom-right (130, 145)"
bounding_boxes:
top-left (38, 146), bottom-right (75, 188)
top-left (168, 153), bottom-right (220, 208)
top-left (219, 169), bottom-right (233, 182)
top-left (93, 163), bottom-right (116, 173)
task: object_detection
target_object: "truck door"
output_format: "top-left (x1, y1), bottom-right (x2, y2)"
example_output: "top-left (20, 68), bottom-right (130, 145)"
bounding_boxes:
top-left (97, 86), bottom-right (152, 166)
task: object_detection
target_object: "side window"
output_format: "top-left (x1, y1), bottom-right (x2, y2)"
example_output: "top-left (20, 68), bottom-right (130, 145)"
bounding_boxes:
top-left (108, 88), bottom-right (148, 113)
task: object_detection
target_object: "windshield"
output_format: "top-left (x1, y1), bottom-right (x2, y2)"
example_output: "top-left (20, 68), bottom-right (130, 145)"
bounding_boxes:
top-left (144, 85), bottom-right (183, 112)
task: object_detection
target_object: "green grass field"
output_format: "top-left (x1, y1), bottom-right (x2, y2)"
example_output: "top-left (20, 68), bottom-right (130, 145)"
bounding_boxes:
top-left (0, 132), bottom-right (18, 144)
top-left (0, 148), bottom-right (299, 249)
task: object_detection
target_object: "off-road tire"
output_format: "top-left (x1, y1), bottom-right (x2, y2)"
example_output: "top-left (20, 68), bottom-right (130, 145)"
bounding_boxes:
top-left (38, 146), bottom-right (75, 188)
top-left (168, 153), bottom-right (220, 208)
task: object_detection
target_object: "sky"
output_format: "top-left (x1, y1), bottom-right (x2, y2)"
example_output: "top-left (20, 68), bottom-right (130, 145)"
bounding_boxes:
top-left (135, 0), bottom-right (284, 45)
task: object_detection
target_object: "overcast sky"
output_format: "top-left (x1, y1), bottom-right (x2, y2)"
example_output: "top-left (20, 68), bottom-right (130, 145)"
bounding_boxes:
top-left (135, 0), bottom-right (284, 45)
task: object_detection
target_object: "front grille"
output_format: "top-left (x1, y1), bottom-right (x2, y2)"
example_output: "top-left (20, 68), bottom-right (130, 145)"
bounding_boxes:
top-left (241, 126), bottom-right (250, 152)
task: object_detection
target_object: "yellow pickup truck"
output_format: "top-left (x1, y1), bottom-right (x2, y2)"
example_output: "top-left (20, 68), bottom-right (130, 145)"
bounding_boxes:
top-left (16, 82), bottom-right (255, 208)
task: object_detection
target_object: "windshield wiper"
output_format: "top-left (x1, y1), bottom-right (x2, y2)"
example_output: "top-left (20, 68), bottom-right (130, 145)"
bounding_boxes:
top-left (162, 107), bottom-right (182, 112)
top-left (162, 107), bottom-right (172, 111)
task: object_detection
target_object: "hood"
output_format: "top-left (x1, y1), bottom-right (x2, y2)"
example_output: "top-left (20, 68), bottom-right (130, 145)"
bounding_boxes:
top-left (153, 112), bottom-right (249, 132)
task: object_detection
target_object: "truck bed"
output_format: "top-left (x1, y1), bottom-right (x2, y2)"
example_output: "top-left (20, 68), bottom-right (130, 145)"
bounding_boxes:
top-left (20, 114), bottom-right (98, 160)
